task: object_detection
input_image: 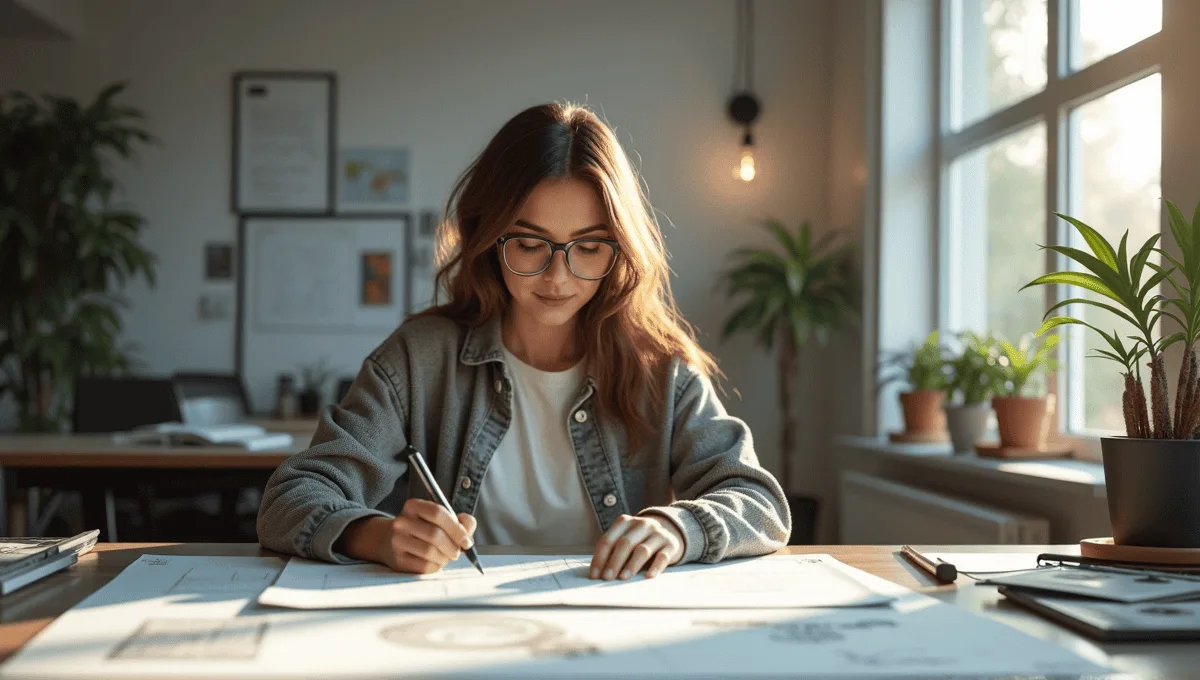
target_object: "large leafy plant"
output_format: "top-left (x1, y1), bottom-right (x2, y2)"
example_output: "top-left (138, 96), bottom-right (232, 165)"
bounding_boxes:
top-left (1023, 202), bottom-right (1200, 439)
top-left (0, 83), bottom-right (157, 432)
top-left (718, 219), bottom-right (858, 490)
top-left (945, 331), bottom-right (1006, 405)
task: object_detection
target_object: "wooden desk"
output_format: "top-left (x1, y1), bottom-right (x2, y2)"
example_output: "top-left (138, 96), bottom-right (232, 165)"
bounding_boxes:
top-left (0, 544), bottom-right (1194, 677)
top-left (0, 436), bottom-right (305, 539)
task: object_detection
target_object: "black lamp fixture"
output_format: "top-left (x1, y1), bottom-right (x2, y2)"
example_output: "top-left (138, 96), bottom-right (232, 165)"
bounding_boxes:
top-left (728, 0), bottom-right (760, 182)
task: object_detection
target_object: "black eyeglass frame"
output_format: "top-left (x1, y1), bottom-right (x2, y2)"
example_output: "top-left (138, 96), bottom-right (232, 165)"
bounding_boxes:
top-left (496, 233), bottom-right (621, 280)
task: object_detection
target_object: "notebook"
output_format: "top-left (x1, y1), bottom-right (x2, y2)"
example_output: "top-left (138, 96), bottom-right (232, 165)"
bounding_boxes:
top-left (113, 423), bottom-right (294, 451)
top-left (0, 530), bottom-right (100, 596)
top-left (1001, 586), bottom-right (1200, 641)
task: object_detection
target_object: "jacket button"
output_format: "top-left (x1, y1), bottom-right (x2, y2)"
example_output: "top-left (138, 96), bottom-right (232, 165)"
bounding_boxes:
top-left (494, 380), bottom-right (503, 393)
top-left (461, 477), bottom-right (472, 490)
top-left (574, 410), bottom-right (588, 423)
top-left (603, 493), bottom-right (617, 507)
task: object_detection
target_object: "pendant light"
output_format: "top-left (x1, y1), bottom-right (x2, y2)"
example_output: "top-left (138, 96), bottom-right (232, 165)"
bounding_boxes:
top-left (729, 0), bottom-right (760, 182)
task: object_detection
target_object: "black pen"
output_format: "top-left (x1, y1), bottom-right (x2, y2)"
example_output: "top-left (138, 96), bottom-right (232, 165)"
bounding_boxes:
top-left (403, 445), bottom-right (484, 575)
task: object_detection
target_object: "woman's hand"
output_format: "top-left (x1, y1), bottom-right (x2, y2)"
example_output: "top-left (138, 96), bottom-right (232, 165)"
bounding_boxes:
top-left (589, 514), bottom-right (685, 580)
top-left (339, 499), bottom-right (477, 574)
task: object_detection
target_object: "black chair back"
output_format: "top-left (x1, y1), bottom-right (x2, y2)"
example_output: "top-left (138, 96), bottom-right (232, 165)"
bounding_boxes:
top-left (72, 376), bottom-right (183, 434)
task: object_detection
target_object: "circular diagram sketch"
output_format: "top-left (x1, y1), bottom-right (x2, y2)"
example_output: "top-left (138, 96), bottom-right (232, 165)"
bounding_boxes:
top-left (380, 615), bottom-right (598, 657)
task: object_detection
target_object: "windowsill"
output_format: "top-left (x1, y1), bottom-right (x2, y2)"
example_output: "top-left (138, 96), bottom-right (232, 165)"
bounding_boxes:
top-left (835, 435), bottom-right (1107, 498)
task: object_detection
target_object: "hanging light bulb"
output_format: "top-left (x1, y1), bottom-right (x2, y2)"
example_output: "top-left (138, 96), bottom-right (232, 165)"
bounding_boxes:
top-left (734, 130), bottom-right (756, 182)
top-left (727, 0), bottom-right (760, 183)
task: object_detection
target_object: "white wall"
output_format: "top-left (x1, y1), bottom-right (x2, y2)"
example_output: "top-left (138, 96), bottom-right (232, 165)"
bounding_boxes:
top-left (0, 0), bottom-right (846, 500)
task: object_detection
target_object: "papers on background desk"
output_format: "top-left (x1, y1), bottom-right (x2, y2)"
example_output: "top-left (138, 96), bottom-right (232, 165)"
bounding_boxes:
top-left (0, 554), bottom-right (1108, 679)
top-left (257, 554), bottom-right (892, 610)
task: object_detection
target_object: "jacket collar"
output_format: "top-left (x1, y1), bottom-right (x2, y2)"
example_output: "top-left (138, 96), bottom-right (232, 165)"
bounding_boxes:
top-left (459, 314), bottom-right (597, 386)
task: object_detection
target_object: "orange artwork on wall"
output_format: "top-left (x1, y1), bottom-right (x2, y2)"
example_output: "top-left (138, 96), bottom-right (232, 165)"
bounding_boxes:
top-left (360, 251), bottom-right (392, 306)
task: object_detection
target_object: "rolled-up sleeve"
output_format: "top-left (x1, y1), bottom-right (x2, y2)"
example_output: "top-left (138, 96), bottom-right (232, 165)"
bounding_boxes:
top-left (640, 365), bottom-right (791, 564)
top-left (257, 356), bottom-right (408, 563)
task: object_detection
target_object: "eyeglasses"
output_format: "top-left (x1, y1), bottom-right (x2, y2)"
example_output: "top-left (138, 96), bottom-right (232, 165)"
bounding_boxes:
top-left (497, 234), bottom-right (620, 280)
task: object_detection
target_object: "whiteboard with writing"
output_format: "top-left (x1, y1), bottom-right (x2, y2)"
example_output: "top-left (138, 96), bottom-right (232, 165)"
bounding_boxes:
top-left (240, 216), bottom-right (409, 412)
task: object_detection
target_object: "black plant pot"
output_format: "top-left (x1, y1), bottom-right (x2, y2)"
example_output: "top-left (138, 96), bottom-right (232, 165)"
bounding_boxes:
top-left (787, 494), bottom-right (820, 545)
top-left (1101, 437), bottom-right (1200, 548)
top-left (298, 391), bottom-right (322, 418)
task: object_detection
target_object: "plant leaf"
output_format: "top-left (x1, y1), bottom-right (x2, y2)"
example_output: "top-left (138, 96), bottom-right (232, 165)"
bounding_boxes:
top-left (1055, 213), bottom-right (1119, 271)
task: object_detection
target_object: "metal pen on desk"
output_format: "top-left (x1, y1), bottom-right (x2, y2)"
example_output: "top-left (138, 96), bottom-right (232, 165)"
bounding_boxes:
top-left (403, 444), bottom-right (485, 575)
top-left (900, 545), bottom-right (957, 582)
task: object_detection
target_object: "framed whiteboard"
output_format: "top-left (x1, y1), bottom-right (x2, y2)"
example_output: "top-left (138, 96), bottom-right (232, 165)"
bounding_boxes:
top-left (232, 71), bottom-right (335, 215)
top-left (236, 215), bottom-right (410, 412)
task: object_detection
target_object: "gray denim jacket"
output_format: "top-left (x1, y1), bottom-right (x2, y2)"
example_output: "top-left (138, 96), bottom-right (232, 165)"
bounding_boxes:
top-left (257, 313), bottom-right (790, 565)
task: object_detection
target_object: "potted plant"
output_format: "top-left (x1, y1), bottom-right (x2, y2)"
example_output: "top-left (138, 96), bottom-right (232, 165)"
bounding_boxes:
top-left (1023, 202), bottom-right (1200, 548)
top-left (718, 218), bottom-right (858, 544)
top-left (990, 333), bottom-right (1060, 451)
top-left (943, 331), bottom-right (1005, 453)
top-left (0, 84), bottom-right (157, 432)
top-left (297, 358), bottom-right (333, 418)
top-left (879, 331), bottom-right (951, 440)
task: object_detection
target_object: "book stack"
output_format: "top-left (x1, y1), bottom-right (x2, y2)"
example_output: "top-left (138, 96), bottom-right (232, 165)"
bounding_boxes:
top-left (0, 530), bottom-right (99, 596)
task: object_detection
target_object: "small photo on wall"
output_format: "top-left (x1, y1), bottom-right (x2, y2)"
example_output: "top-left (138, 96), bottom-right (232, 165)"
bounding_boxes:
top-left (205, 242), bottom-right (234, 281)
top-left (360, 251), bottom-right (392, 306)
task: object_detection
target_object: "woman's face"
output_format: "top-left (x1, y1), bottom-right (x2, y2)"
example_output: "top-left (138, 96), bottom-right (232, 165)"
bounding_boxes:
top-left (498, 177), bottom-right (613, 329)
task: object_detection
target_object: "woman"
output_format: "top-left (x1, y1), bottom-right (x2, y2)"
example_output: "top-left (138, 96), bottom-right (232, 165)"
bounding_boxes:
top-left (257, 102), bottom-right (790, 581)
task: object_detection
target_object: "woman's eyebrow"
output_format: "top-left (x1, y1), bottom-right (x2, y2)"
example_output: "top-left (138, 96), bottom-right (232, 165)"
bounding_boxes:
top-left (514, 219), bottom-right (610, 237)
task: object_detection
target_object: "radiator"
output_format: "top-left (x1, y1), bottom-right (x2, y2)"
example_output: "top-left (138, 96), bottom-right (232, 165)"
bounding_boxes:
top-left (839, 471), bottom-right (1050, 544)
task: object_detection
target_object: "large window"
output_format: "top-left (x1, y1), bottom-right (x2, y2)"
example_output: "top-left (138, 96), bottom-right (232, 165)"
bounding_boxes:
top-left (941, 0), bottom-right (1162, 436)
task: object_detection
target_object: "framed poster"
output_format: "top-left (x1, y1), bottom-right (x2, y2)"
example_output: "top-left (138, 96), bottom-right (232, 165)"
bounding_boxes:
top-left (337, 147), bottom-right (411, 213)
top-left (235, 214), bottom-right (410, 411)
top-left (232, 71), bottom-right (336, 215)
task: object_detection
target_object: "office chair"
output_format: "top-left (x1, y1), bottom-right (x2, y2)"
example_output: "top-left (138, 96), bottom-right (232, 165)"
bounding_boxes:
top-left (68, 376), bottom-right (184, 541)
top-left (72, 376), bottom-right (183, 434)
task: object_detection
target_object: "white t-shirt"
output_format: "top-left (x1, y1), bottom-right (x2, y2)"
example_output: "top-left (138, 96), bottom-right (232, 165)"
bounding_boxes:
top-left (474, 347), bottom-right (603, 546)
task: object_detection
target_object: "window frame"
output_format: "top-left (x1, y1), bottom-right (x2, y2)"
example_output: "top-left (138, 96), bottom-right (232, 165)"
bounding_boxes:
top-left (936, 0), bottom-right (1164, 457)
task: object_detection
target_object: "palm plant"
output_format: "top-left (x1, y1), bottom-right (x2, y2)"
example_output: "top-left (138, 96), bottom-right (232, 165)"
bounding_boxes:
top-left (718, 219), bottom-right (858, 491)
top-left (1022, 202), bottom-right (1200, 439)
top-left (0, 83), bottom-right (157, 432)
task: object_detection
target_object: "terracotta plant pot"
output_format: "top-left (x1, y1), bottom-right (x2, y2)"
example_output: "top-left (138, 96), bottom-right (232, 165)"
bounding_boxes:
top-left (944, 403), bottom-right (991, 454)
top-left (992, 395), bottom-right (1054, 449)
top-left (1102, 437), bottom-right (1200, 548)
top-left (899, 390), bottom-right (946, 433)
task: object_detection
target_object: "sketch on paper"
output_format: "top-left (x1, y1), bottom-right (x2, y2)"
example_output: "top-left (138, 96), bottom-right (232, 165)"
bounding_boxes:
top-left (380, 615), bottom-right (599, 658)
top-left (110, 619), bottom-right (268, 660)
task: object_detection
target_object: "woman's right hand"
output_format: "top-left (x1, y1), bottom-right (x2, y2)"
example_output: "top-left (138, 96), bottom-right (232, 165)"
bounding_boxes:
top-left (340, 499), bottom-right (477, 574)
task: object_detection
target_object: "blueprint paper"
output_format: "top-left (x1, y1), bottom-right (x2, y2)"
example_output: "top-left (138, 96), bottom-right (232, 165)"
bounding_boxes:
top-left (257, 554), bottom-right (894, 610)
top-left (0, 554), bottom-right (1109, 679)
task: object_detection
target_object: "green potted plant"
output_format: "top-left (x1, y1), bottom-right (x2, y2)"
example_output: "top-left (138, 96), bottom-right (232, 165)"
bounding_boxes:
top-left (990, 333), bottom-right (1060, 452)
top-left (297, 358), bottom-right (333, 418)
top-left (1023, 202), bottom-right (1200, 548)
top-left (0, 83), bottom-right (157, 432)
top-left (879, 331), bottom-right (951, 440)
top-left (718, 218), bottom-right (858, 544)
top-left (943, 331), bottom-right (1005, 453)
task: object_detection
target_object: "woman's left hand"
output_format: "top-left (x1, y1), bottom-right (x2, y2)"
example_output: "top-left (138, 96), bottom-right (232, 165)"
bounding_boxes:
top-left (589, 514), bottom-right (685, 580)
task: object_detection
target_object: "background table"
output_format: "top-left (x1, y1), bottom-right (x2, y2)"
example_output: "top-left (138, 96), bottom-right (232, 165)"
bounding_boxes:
top-left (0, 436), bottom-right (304, 539)
top-left (0, 544), bottom-right (1196, 678)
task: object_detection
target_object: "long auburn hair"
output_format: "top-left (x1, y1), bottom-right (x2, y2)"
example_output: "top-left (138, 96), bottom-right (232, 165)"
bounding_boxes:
top-left (416, 102), bottom-right (720, 452)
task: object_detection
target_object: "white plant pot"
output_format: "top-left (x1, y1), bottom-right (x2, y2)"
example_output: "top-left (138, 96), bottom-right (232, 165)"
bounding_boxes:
top-left (943, 403), bottom-right (991, 454)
